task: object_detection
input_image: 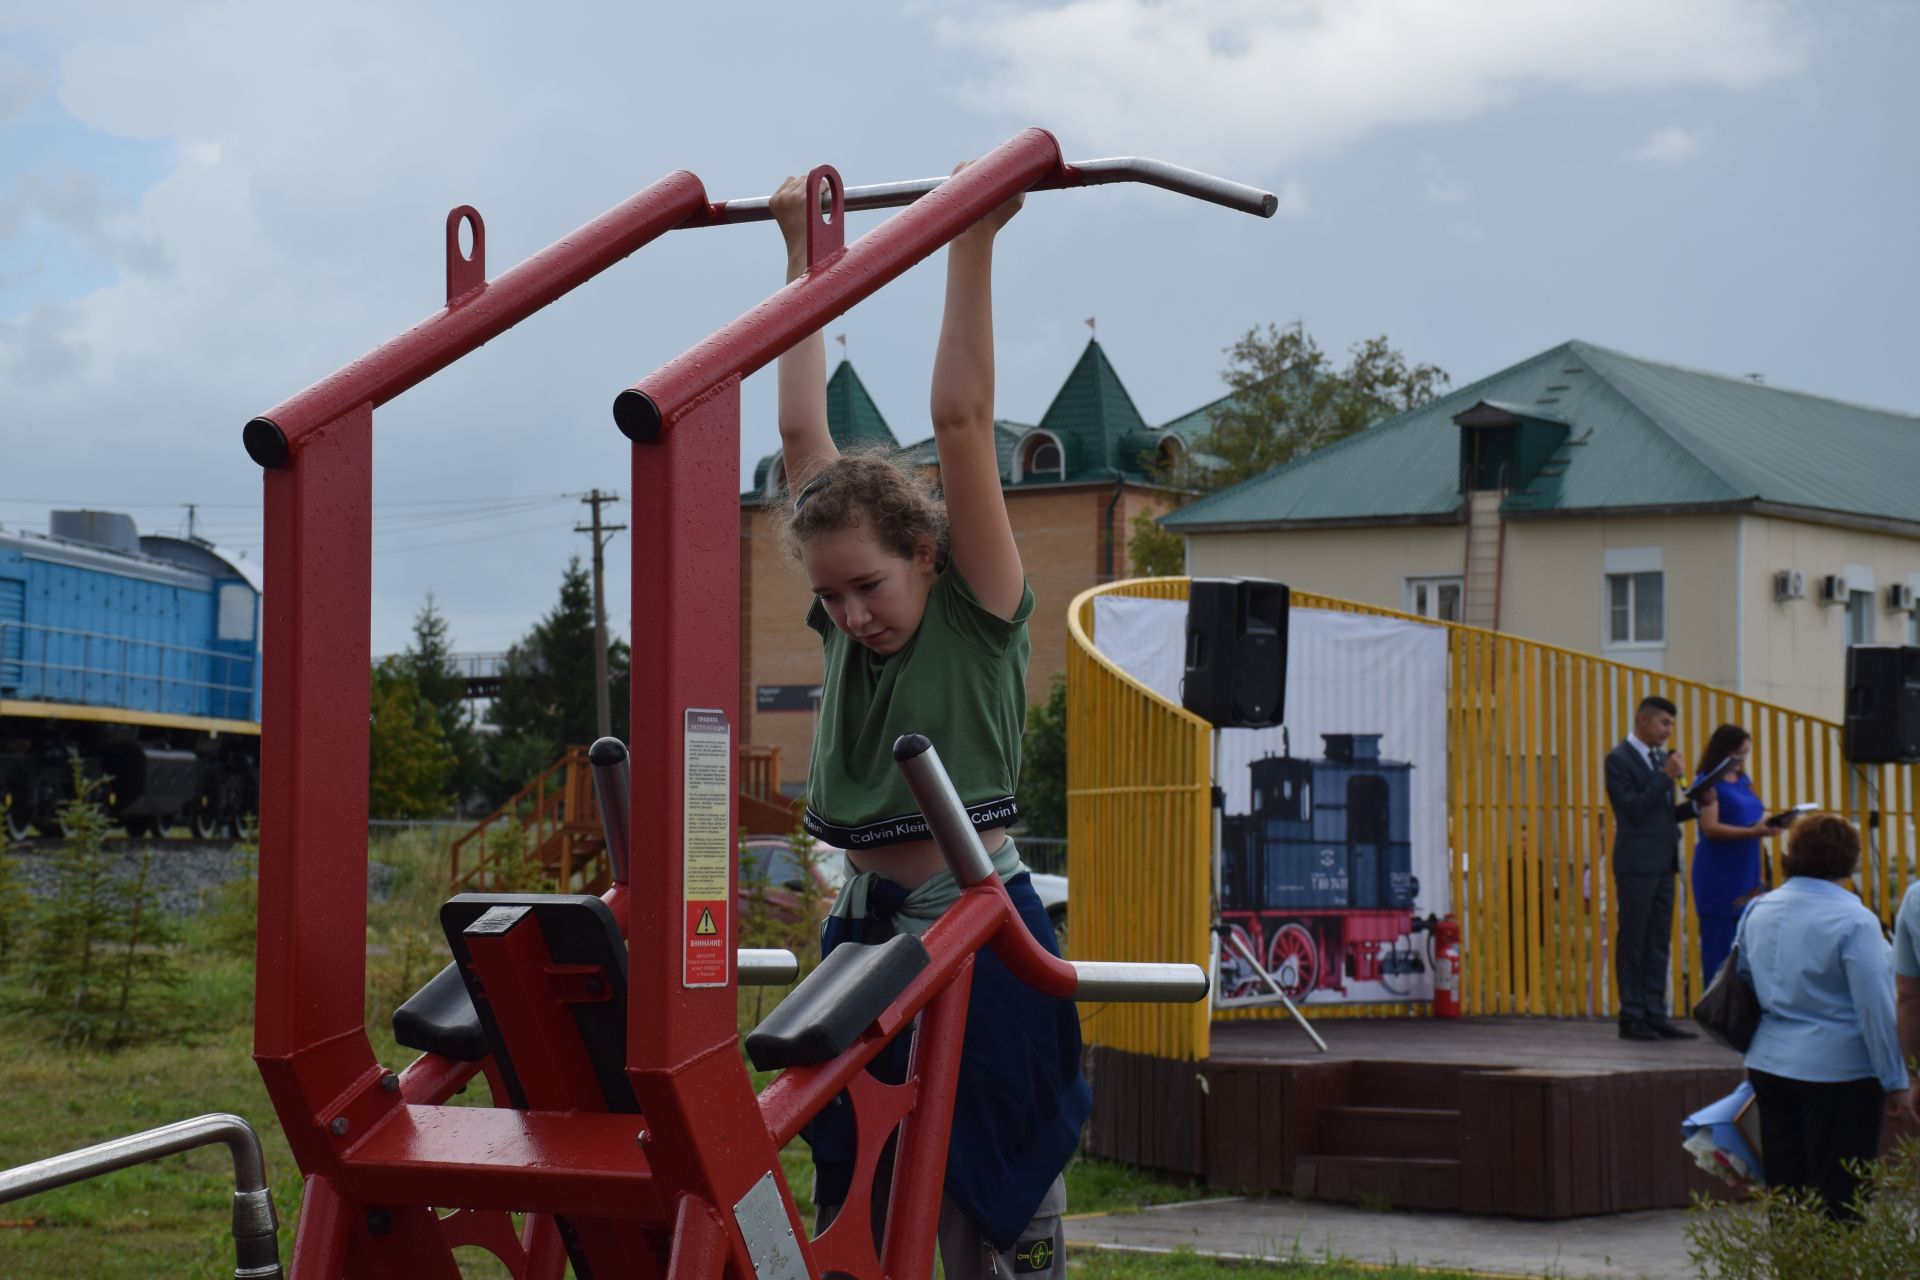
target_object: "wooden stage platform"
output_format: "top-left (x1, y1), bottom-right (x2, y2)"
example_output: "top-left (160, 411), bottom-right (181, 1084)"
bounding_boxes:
top-left (1085, 1017), bottom-right (1750, 1219)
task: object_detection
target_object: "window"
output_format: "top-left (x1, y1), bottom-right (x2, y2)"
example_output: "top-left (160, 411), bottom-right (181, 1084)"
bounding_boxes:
top-left (1606, 572), bottom-right (1665, 645)
top-left (1404, 576), bottom-right (1464, 623)
top-left (1845, 590), bottom-right (1875, 646)
top-left (1019, 434), bottom-right (1064, 481)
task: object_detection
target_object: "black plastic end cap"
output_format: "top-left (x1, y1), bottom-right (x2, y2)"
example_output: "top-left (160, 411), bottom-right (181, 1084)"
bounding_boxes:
top-left (588, 736), bottom-right (628, 767)
top-left (892, 733), bottom-right (933, 762)
top-left (613, 389), bottom-right (663, 442)
top-left (243, 417), bottom-right (289, 469)
top-left (1256, 192), bottom-right (1280, 218)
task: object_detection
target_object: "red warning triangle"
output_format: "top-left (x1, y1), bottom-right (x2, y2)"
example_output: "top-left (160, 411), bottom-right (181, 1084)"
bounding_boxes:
top-left (695, 908), bottom-right (719, 936)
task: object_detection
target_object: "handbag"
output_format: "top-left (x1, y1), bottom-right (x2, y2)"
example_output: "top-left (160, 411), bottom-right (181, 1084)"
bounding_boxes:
top-left (1692, 932), bottom-right (1762, 1053)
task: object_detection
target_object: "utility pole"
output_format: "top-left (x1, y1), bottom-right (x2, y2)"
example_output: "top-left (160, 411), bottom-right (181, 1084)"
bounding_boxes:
top-left (576, 490), bottom-right (627, 741)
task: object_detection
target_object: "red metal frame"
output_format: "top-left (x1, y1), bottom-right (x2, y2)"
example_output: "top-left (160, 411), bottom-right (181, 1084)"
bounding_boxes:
top-left (251, 129), bottom-right (1087, 1278)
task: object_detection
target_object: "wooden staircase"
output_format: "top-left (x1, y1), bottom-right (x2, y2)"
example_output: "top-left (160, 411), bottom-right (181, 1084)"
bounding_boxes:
top-left (449, 744), bottom-right (803, 893)
top-left (450, 745), bottom-right (609, 893)
top-left (1291, 1065), bottom-right (1465, 1211)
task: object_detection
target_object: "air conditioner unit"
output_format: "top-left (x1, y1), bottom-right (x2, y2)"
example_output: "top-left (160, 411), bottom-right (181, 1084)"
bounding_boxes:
top-left (1773, 570), bottom-right (1805, 601)
top-left (1818, 574), bottom-right (1849, 604)
top-left (1888, 583), bottom-right (1917, 612)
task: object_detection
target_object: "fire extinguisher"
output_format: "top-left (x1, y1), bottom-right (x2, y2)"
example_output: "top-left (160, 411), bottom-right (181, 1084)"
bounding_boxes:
top-left (1432, 915), bottom-right (1463, 1019)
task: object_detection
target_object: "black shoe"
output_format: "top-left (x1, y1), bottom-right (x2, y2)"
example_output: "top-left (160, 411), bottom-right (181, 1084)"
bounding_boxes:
top-left (1647, 1019), bottom-right (1699, 1041)
top-left (1619, 1020), bottom-right (1661, 1041)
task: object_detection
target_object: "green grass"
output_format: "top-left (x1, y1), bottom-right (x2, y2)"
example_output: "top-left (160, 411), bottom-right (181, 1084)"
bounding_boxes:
top-left (1068, 1251), bottom-right (1499, 1279)
top-left (0, 828), bottom-right (1476, 1278)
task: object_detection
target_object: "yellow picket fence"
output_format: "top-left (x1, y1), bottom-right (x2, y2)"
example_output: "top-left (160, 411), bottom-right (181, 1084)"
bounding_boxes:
top-left (1067, 577), bottom-right (1920, 1063)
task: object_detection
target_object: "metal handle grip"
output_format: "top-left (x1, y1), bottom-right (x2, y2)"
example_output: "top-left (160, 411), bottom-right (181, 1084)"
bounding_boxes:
top-left (716, 155), bottom-right (1278, 223)
top-left (588, 736), bottom-right (631, 885)
top-left (0, 1112), bottom-right (282, 1279)
top-left (1070, 960), bottom-right (1210, 1003)
top-left (891, 734), bottom-right (996, 887)
top-left (738, 949), bottom-right (800, 986)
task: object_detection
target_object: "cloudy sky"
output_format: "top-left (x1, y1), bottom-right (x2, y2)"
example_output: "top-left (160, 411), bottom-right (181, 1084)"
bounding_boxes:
top-left (2, 1), bottom-right (1914, 655)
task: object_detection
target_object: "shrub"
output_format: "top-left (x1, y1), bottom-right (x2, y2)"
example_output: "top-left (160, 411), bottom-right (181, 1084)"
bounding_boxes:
top-left (1686, 1138), bottom-right (1920, 1279)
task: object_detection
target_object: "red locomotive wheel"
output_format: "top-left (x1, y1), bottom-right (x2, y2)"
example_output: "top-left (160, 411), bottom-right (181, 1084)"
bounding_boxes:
top-left (1218, 923), bottom-right (1264, 999)
top-left (1266, 921), bottom-right (1317, 1000)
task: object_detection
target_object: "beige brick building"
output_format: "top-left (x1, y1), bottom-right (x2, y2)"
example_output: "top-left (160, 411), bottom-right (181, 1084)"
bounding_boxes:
top-left (1167, 341), bottom-right (1920, 721)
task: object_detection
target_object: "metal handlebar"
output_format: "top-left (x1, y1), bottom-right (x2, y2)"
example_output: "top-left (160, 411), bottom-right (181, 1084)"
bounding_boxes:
top-left (738, 949), bottom-right (800, 986)
top-left (716, 155), bottom-right (1279, 223)
top-left (587, 736), bottom-right (631, 885)
top-left (891, 733), bottom-right (1209, 1004)
top-left (0, 1112), bottom-right (282, 1279)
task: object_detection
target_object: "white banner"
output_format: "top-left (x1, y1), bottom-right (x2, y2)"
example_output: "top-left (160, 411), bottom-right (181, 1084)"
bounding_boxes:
top-left (1093, 596), bottom-right (1449, 1006)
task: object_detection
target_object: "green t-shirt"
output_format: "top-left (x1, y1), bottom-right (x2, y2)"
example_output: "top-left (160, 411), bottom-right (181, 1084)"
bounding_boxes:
top-left (803, 563), bottom-right (1033, 850)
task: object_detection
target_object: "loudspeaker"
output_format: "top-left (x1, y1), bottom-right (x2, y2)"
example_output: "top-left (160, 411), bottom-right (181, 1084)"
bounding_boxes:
top-left (1182, 578), bottom-right (1290, 729)
top-left (1843, 645), bottom-right (1920, 765)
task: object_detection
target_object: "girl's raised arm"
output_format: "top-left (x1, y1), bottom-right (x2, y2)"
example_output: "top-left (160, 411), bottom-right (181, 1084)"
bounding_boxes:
top-left (772, 175), bottom-right (837, 488)
top-left (930, 170), bottom-right (1025, 620)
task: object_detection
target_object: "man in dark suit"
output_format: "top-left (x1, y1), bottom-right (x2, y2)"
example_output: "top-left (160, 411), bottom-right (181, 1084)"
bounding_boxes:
top-left (1606, 695), bottom-right (1700, 1041)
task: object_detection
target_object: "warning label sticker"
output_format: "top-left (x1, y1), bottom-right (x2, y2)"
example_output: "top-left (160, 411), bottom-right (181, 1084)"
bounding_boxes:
top-left (683, 708), bottom-right (731, 988)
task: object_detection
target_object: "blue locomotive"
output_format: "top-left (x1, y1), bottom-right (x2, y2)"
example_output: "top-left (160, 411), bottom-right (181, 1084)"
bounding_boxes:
top-left (1219, 733), bottom-right (1424, 1000)
top-left (0, 510), bottom-right (260, 840)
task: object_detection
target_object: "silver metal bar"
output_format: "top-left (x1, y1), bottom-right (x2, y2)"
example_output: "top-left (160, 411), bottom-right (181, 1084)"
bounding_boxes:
top-left (717, 155), bottom-right (1278, 224)
top-left (0, 1112), bottom-right (282, 1279)
top-left (738, 948), bottom-right (800, 986)
top-left (1071, 960), bottom-right (1210, 1003)
top-left (891, 733), bottom-right (996, 887)
top-left (587, 736), bottom-right (631, 885)
top-left (1224, 927), bottom-right (1328, 1053)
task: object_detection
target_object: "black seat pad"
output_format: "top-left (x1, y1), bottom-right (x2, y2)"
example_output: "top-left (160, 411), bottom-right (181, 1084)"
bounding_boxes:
top-left (745, 932), bottom-right (929, 1071)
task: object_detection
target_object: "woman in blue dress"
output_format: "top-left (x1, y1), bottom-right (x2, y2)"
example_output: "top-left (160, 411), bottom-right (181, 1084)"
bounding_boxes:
top-left (1691, 724), bottom-right (1782, 978)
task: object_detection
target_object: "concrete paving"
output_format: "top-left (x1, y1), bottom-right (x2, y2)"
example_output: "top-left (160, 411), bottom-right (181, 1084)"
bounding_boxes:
top-left (1065, 1196), bottom-right (1699, 1279)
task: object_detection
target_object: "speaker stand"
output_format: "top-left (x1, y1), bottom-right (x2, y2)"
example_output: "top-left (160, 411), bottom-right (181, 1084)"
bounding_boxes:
top-left (1205, 728), bottom-right (1327, 1053)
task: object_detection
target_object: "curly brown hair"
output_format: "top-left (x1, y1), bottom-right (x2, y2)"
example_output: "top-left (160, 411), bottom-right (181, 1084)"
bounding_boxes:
top-left (1781, 813), bottom-right (1860, 881)
top-left (771, 448), bottom-right (950, 567)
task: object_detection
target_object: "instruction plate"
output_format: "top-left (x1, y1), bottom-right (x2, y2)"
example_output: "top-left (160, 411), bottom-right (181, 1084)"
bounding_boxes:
top-left (683, 708), bottom-right (732, 988)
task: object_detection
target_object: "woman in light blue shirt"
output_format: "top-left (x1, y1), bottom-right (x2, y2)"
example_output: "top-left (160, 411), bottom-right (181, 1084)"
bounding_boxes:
top-left (1736, 814), bottom-right (1909, 1220)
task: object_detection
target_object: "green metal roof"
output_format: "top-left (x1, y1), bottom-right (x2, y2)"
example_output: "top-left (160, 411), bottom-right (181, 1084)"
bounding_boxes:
top-left (1025, 339), bottom-right (1152, 483)
top-left (748, 361), bottom-right (899, 497)
top-left (1163, 340), bottom-right (1920, 530)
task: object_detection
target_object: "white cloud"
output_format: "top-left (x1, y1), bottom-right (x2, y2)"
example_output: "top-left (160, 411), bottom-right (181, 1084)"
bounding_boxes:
top-left (1627, 124), bottom-right (1716, 164)
top-left (939, 0), bottom-right (1801, 170)
top-left (0, 51), bottom-right (47, 124)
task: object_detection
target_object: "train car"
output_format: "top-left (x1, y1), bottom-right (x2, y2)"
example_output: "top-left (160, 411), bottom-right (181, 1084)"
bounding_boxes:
top-left (1219, 732), bottom-right (1425, 1000)
top-left (0, 510), bottom-right (260, 840)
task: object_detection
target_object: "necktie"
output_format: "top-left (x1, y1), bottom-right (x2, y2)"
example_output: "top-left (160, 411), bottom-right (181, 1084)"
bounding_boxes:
top-left (1649, 748), bottom-right (1666, 771)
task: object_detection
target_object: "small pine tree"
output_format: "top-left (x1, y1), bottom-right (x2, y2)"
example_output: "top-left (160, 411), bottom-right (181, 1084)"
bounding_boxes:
top-left (0, 798), bottom-right (29, 970)
top-left (21, 757), bottom-right (177, 1047)
top-left (404, 594), bottom-right (486, 809)
top-left (106, 840), bottom-right (181, 1046)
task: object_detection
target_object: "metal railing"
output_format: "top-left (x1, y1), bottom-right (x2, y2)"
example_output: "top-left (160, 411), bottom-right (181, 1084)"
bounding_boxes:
top-left (1068, 577), bottom-right (1920, 1062)
top-left (0, 619), bottom-right (254, 718)
top-left (0, 1112), bottom-right (281, 1279)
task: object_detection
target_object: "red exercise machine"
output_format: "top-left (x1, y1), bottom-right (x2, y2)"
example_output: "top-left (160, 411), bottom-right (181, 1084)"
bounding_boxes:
top-left (0, 127), bottom-right (1273, 1279)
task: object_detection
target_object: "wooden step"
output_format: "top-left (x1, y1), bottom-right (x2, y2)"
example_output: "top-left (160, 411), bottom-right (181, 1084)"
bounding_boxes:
top-left (1292, 1155), bottom-right (1461, 1212)
top-left (1318, 1106), bottom-right (1460, 1160)
top-left (1351, 1063), bottom-right (1462, 1110)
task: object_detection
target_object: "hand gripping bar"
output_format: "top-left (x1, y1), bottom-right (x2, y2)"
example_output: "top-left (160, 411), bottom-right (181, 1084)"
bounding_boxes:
top-left (891, 733), bottom-right (1209, 1003)
top-left (714, 156), bottom-right (1279, 223)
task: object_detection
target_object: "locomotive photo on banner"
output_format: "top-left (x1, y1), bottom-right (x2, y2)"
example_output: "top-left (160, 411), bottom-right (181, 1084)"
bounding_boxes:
top-left (1093, 597), bottom-right (1450, 1008)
